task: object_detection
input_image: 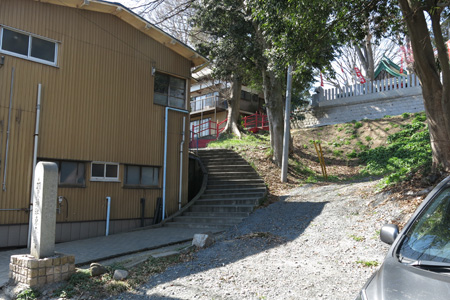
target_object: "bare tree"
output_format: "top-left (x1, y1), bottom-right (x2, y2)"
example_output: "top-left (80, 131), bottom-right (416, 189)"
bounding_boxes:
top-left (123, 0), bottom-right (196, 45)
top-left (324, 38), bottom-right (398, 89)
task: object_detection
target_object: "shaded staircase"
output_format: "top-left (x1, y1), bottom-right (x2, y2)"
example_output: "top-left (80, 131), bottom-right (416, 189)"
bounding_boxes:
top-left (166, 149), bottom-right (266, 230)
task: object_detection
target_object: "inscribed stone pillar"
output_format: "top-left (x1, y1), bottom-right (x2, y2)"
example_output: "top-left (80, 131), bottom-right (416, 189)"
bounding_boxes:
top-left (30, 162), bottom-right (58, 259)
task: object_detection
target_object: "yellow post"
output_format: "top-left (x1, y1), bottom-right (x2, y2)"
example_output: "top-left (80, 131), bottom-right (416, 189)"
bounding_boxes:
top-left (318, 143), bottom-right (328, 179)
top-left (313, 141), bottom-right (326, 178)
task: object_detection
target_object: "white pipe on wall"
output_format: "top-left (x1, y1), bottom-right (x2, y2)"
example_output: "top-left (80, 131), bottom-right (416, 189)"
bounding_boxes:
top-left (163, 107), bottom-right (188, 220)
top-left (178, 116), bottom-right (186, 210)
top-left (3, 67), bottom-right (14, 191)
top-left (105, 197), bottom-right (111, 236)
top-left (27, 83), bottom-right (42, 248)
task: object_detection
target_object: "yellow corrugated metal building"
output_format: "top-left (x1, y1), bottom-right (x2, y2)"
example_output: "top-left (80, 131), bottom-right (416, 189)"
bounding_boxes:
top-left (0, 0), bottom-right (206, 248)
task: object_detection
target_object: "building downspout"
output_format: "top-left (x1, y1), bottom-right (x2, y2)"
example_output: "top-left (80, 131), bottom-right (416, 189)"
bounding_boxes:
top-left (163, 107), bottom-right (188, 220)
top-left (178, 116), bottom-right (186, 210)
top-left (27, 83), bottom-right (42, 248)
top-left (105, 196), bottom-right (111, 236)
top-left (3, 67), bottom-right (14, 192)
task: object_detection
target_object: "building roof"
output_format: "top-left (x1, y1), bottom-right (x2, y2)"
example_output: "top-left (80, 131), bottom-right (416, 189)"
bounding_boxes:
top-left (37, 0), bottom-right (208, 67)
top-left (374, 56), bottom-right (407, 79)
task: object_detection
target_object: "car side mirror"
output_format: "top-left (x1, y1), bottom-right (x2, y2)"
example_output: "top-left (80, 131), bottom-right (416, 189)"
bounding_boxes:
top-left (380, 224), bottom-right (399, 245)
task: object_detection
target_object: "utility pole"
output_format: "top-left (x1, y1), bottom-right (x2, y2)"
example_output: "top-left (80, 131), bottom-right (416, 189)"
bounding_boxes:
top-left (281, 65), bottom-right (293, 182)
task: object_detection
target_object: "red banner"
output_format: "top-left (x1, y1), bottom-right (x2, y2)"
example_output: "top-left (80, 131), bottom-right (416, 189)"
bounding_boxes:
top-left (400, 57), bottom-right (404, 74)
top-left (447, 40), bottom-right (450, 60)
top-left (320, 73), bottom-right (324, 87)
top-left (354, 67), bottom-right (366, 84)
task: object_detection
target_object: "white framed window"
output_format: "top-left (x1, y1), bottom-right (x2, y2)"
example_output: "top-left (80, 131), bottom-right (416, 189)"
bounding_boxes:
top-left (0, 26), bottom-right (58, 66)
top-left (124, 165), bottom-right (160, 188)
top-left (154, 71), bottom-right (187, 109)
top-left (91, 162), bottom-right (120, 182)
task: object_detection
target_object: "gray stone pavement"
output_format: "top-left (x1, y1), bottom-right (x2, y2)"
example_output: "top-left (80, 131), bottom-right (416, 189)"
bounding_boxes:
top-left (0, 226), bottom-right (223, 288)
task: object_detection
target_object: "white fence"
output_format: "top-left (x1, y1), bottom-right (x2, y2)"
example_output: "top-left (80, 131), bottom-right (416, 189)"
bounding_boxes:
top-left (320, 74), bottom-right (420, 101)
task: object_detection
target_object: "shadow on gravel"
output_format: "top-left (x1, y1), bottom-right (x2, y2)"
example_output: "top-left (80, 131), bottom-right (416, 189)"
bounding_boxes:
top-left (115, 199), bottom-right (327, 299)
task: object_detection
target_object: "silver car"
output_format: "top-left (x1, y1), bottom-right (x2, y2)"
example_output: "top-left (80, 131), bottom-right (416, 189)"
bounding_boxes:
top-left (356, 175), bottom-right (450, 300)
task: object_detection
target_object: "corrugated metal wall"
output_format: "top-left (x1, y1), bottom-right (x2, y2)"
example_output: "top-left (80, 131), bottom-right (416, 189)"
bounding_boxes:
top-left (0, 0), bottom-right (191, 233)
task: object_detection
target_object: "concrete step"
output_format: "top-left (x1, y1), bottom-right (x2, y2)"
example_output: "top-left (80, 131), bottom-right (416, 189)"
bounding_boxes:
top-left (207, 166), bottom-right (254, 172)
top-left (202, 158), bottom-right (248, 164)
top-left (207, 179), bottom-right (265, 186)
top-left (207, 183), bottom-right (266, 190)
top-left (173, 216), bottom-right (244, 225)
top-left (208, 171), bottom-right (257, 175)
top-left (200, 192), bottom-right (265, 199)
top-left (204, 187), bottom-right (266, 194)
top-left (200, 154), bottom-right (243, 159)
top-left (164, 222), bottom-right (233, 229)
top-left (209, 174), bottom-right (261, 180)
top-left (183, 211), bottom-right (250, 218)
top-left (196, 198), bottom-right (259, 206)
top-left (189, 205), bottom-right (255, 213)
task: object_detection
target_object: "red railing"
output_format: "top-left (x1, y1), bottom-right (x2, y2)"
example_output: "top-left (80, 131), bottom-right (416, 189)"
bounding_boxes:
top-left (243, 112), bottom-right (269, 132)
top-left (216, 119), bottom-right (227, 138)
top-left (190, 113), bottom-right (269, 148)
top-left (191, 119), bottom-right (217, 141)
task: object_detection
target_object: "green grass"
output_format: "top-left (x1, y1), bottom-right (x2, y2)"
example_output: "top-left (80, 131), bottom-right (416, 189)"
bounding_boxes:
top-left (16, 289), bottom-right (40, 300)
top-left (358, 112), bottom-right (431, 187)
top-left (207, 132), bottom-right (270, 149)
top-left (53, 255), bottom-right (185, 299)
top-left (350, 234), bottom-right (365, 242)
top-left (356, 260), bottom-right (379, 267)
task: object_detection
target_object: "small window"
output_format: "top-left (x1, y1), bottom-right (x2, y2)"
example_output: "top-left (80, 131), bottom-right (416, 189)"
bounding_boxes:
top-left (0, 27), bottom-right (58, 66)
top-left (91, 162), bottom-right (119, 182)
top-left (124, 165), bottom-right (159, 188)
top-left (38, 159), bottom-right (85, 187)
top-left (154, 72), bottom-right (186, 109)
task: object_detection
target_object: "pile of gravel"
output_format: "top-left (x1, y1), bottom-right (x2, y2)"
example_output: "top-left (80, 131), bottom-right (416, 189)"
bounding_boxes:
top-left (113, 179), bottom-right (405, 300)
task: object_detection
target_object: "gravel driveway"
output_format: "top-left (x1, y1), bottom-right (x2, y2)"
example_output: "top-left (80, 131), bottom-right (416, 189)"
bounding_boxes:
top-left (114, 180), bottom-right (404, 300)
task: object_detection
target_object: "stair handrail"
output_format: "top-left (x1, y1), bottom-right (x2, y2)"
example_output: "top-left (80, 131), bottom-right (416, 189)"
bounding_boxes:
top-left (243, 112), bottom-right (268, 130)
top-left (216, 119), bottom-right (228, 138)
top-left (191, 119), bottom-right (218, 140)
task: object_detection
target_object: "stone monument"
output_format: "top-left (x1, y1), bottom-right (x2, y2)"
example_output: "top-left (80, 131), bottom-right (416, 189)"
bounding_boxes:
top-left (31, 162), bottom-right (57, 258)
top-left (9, 162), bottom-right (75, 287)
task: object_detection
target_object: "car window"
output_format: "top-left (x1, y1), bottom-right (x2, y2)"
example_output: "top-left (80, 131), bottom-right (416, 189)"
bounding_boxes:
top-left (398, 186), bottom-right (450, 263)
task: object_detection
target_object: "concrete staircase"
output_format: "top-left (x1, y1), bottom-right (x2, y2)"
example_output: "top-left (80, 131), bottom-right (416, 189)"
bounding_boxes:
top-left (166, 148), bottom-right (266, 230)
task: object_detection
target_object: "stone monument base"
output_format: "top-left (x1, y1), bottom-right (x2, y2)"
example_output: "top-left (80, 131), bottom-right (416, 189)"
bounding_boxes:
top-left (9, 253), bottom-right (75, 287)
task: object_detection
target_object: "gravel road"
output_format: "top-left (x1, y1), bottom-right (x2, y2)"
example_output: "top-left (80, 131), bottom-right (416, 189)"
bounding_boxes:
top-left (114, 180), bottom-right (404, 300)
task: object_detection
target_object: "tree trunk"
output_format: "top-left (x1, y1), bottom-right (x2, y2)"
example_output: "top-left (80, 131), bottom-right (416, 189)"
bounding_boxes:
top-left (355, 32), bottom-right (374, 80)
top-left (262, 69), bottom-right (284, 167)
top-left (398, 0), bottom-right (450, 173)
top-left (221, 75), bottom-right (242, 138)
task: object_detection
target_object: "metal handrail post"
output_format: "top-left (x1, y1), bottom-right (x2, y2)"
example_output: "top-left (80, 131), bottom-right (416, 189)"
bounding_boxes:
top-left (195, 133), bottom-right (199, 154)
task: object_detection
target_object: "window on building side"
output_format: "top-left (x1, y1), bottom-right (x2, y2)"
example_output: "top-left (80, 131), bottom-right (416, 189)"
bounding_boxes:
top-left (39, 160), bottom-right (85, 187)
top-left (0, 27), bottom-right (58, 66)
top-left (91, 162), bottom-right (119, 182)
top-left (154, 72), bottom-right (186, 109)
top-left (124, 165), bottom-right (159, 188)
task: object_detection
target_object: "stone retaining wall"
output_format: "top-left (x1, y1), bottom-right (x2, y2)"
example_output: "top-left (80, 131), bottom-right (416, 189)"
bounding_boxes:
top-left (292, 86), bottom-right (424, 128)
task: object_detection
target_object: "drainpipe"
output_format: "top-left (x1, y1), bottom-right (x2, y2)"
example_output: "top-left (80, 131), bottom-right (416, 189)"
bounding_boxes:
top-left (3, 67), bottom-right (14, 191)
top-left (179, 116), bottom-right (186, 210)
top-left (163, 107), bottom-right (188, 220)
top-left (27, 83), bottom-right (42, 248)
top-left (105, 196), bottom-right (111, 236)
